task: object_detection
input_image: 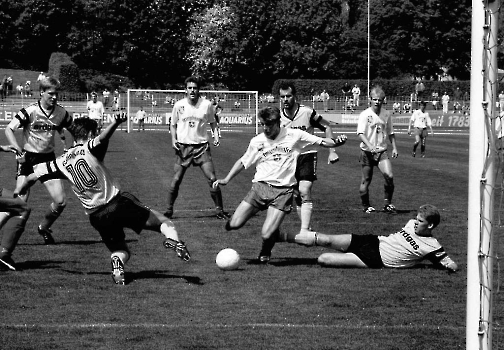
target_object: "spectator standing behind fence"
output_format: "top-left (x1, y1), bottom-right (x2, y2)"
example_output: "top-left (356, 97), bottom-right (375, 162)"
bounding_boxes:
top-left (342, 82), bottom-right (352, 102)
top-left (352, 84), bottom-right (361, 106)
top-left (320, 90), bottom-right (330, 112)
top-left (415, 78), bottom-right (425, 102)
top-left (103, 89), bottom-right (110, 106)
top-left (441, 92), bottom-right (450, 114)
top-left (24, 81), bottom-right (31, 97)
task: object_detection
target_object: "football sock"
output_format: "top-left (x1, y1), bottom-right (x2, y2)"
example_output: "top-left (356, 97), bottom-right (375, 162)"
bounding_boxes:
top-left (160, 222), bottom-right (179, 241)
top-left (210, 186), bottom-right (224, 210)
top-left (40, 201), bottom-right (65, 230)
top-left (384, 178), bottom-right (394, 203)
top-left (166, 186), bottom-right (179, 209)
top-left (413, 142), bottom-right (419, 152)
top-left (111, 250), bottom-right (130, 265)
top-left (0, 212), bottom-right (30, 253)
top-left (259, 235), bottom-right (276, 257)
top-left (360, 192), bottom-right (370, 207)
top-left (300, 201), bottom-right (313, 231)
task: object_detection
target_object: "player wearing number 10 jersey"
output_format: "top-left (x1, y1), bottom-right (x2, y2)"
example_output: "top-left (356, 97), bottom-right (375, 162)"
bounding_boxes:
top-left (15, 115), bottom-right (190, 285)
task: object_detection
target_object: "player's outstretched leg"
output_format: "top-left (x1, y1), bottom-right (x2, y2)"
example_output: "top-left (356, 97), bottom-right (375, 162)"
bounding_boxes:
top-left (0, 208), bottom-right (31, 271)
top-left (147, 209), bottom-right (190, 262)
top-left (111, 251), bottom-right (128, 285)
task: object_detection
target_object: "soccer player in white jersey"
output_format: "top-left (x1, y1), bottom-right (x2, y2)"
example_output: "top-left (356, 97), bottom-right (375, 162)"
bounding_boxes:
top-left (2, 76), bottom-right (72, 245)
top-left (166, 76), bottom-right (229, 220)
top-left (86, 91), bottom-right (104, 132)
top-left (15, 115), bottom-right (190, 285)
top-left (213, 106), bottom-right (347, 263)
top-left (279, 82), bottom-right (339, 234)
top-left (357, 85), bottom-right (398, 214)
top-left (294, 204), bottom-right (458, 272)
top-left (407, 101), bottom-right (433, 158)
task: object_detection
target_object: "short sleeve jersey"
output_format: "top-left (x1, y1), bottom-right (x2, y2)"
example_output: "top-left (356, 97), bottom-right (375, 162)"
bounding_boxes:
top-left (378, 220), bottom-right (446, 268)
top-left (87, 100), bottom-right (104, 121)
top-left (280, 105), bottom-right (325, 135)
top-left (12, 101), bottom-right (73, 153)
top-left (171, 97), bottom-right (215, 144)
top-left (410, 110), bottom-right (432, 129)
top-left (356, 107), bottom-right (394, 151)
top-left (240, 128), bottom-right (323, 187)
top-left (33, 137), bottom-right (119, 214)
top-left (136, 110), bottom-right (147, 120)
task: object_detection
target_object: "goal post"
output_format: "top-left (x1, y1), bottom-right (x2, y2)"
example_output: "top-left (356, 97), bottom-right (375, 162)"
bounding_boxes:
top-left (126, 89), bottom-right (259, 134)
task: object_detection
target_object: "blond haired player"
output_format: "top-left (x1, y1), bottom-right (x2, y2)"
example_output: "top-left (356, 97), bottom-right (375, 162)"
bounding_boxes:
top-left (87, 91), bottom-right (104, 132)
top-left (214, 106), bottom-right (347, 263)
top-left (357, 85), bottom-right (398, 214)
top-left (279, 82), bottom-right (339, 234)
top-left (166, 76), bottom-right (229, 219)
top-left (15, 115), bottom-right (190, 285)
top-left (293, 204), bottom-right (458, 272)
top-left (2, 76), bottom-right (72, 244)
top-left (407, 101), bottom-right (433, 158)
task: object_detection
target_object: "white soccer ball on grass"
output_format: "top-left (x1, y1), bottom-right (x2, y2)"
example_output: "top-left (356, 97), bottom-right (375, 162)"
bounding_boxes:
top-left (216, 248), bottom-right (240, 270)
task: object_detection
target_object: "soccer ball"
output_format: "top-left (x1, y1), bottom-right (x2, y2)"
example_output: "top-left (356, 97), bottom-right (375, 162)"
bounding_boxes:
top-left (216, 248), bottom-right (240, 271)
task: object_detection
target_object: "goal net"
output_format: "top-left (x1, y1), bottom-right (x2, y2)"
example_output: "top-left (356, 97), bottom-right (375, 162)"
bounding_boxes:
top-left (125, 89), bottom-right (259, 134)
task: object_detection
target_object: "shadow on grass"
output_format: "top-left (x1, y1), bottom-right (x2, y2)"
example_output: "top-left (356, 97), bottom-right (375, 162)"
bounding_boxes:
top-left (245, 257), bottom-right (318, 266)
top-left (16, 260), bottom-right (66, 270)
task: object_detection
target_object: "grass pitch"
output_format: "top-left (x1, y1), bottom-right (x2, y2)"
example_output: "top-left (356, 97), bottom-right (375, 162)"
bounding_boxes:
top-left (0, 126), bottom-right (501, 349)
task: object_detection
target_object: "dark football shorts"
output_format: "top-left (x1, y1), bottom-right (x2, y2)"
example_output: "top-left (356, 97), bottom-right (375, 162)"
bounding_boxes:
top-left (175, 142), bottom-right (212, 167)
top-left (89, 191), bottom-right (151, 252)
top-left (243, 182), bottom-right (294, 213)
top-left (359, 149), bottom-right (390, 166)
top-left (17, 151), bottom-right (60, 181)
top-left (295, 151), bottom-right (317, 182)
top-left (347, 234), bottom-right (384, 268)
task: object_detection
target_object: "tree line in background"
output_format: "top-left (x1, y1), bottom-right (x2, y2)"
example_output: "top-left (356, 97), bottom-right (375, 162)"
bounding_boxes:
top-left (0, 0), bottom-right (481, 92)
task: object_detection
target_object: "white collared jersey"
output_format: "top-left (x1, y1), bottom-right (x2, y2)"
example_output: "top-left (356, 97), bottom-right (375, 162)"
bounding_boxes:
top-left (280, 105), bottom-right (326, 135)
top-left (87, 100), bottom-right (104, 120)
top-left (33, 137), bottom-right (120, 214)
top-left (171, 97), bottom-right (215, 144)
top-left (240, 128), bottom-right (323, 187)
top-left (356, 107), bottom-right (394, 151)
top-left (410, 109), bottom-right (432, 129)
top-left (378, 219), bottom-right (446, 268)
top-left (11, 101), bottom-right (73, 153)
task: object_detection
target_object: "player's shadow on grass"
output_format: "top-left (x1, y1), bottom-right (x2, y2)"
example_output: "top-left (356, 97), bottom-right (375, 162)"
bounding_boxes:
top-left (246, 257), bottom-right (318, 266)
top-left (16, 260), bottom-right (66, 270)
top-left (124, 270), bottom-right (203, 285)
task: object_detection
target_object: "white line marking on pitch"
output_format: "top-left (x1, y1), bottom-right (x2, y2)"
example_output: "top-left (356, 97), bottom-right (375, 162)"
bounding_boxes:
top-left (0, 322), bottom-right (470, 331)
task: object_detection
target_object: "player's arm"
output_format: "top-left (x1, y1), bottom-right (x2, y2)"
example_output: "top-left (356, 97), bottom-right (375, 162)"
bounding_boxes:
top-left (426, 248), bottom-right (458, 272)
top-left (388, 134), bottom-right (398, 158)
top-left (98, 113), bottom-right (126, 143)
top-left (0, 145), bottom-right (18, 154)
top-left (213, 158), bottom-right (245, 188)
top-left (5, 118), bottom-right (23, 155)
top-left (210, 121), bottom-right (219, 147)
top-left (407, 116), bottom-right (414, 135)
top-left (357, 133), bottom-right (379, 153)
top-left (318, 135), bottom-right (347, 148)
top-left (318, 117), bottom-right (339, 164)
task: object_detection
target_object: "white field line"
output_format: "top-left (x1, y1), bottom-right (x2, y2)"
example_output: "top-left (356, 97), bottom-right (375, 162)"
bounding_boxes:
top-left (0, 322), bottom-right (471, 331)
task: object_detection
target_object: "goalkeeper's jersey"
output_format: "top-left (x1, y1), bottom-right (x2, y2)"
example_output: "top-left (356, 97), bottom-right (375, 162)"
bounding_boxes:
top-left (12, 101), bottom-right (72, 153)
top-left (378, 219), bottom-right (445, 268)
top-left (33, 137), bottom-right (120, 214)
top-left (356, 107), bottom-right (394, 152)
top-left (171, 97), bottom-right (215, 144)
top-left (240, 128), bottom-right (323, 187)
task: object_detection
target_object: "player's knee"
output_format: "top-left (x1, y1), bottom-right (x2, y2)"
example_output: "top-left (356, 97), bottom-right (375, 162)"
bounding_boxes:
top-left (317, 253), bottom-right (331, 266)
top-left (208, 177), bottom-right (217, 188)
